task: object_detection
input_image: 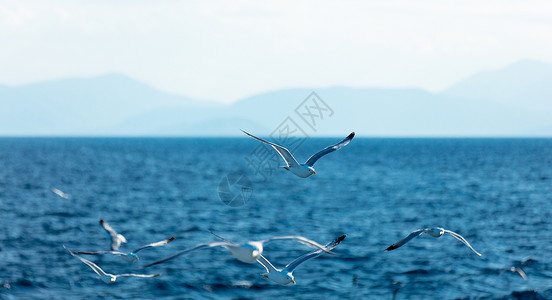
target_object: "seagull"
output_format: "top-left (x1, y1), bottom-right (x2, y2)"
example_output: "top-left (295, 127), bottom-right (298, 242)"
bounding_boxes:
top-left (256, 234), bottom-right (346, 285)
top-left (100, 219), bottom-right (127, 251)
top-left (144, 232), bottom-right (333, 267)
top-left (384, 227), bottom-right (482, 256)
top-left (241, 130), bottom-right (355, 178)
top-left (64, 246), bottom-right (160, 284)
top-left (503, 266), bottom-right (527, 280)
top-left (50, 187), bottom-right (70, 199)
top-left (74, 237), bottom-right (175, 263)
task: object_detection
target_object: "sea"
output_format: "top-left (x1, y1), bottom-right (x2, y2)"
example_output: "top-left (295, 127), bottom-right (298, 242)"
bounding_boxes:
top-left (0, 137), bottom-right (551, 299)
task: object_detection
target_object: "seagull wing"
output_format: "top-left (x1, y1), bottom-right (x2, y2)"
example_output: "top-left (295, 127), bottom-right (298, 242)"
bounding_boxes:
top-left (143, 241), bottom-right (229, 268)
top-left (283, 234), bottom-right (346, 273)
top-left (260, 236), bottom-right (335, 255)
top-left (64, 245), bottom-right (108, 277)
top-left (443, 230), bottom-right (482, 256)
top-left (99, 219), bottom-right (127, 250)
top-left (132, 237), bottom-right (175, 254)
top-left (208, 231), bottom-right (237, 244)
top-left (256, 254), bottom-right (278, 273)
top-left (512, 267), bottom-right (527, 280)
top-left (74, 251), bottom-right (126, 255)
top-left (304, 132), bottom-right (355, 166)
top-left (50, 187), bottom-right (69, 199)
top-left (241, 130), bottom-right (301, 168)
top-left (116, 273), bottom-right (160, 278)
top-left (384, 229), bottom-right (428, 251)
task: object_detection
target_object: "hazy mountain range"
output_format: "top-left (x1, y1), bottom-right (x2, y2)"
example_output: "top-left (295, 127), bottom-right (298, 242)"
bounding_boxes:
top-left (1, 60), bottom-right (551, 137)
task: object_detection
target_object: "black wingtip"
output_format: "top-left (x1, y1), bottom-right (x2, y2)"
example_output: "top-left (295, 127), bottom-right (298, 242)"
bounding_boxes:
top-left (384, 244), bottom-right (398, 252)
top-left (335, 234), bottom-right (347, 244)
top-left (347, 132), bottom-right (355, 139)
top-left (99, 218), bottom-right (104, 224)
top-left (167, 237), bottom-right (176, 243)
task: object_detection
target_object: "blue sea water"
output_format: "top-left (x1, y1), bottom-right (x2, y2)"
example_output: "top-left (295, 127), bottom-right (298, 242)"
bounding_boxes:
top-left (0, 137), bottom-right (551, 299)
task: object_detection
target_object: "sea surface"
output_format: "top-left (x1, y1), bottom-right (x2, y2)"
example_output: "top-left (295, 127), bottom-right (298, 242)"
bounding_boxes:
top-left (0, 138), bottom-right (551, 299)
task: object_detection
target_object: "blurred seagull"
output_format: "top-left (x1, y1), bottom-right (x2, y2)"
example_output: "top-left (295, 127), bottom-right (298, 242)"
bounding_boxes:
top-left (504, 266), bottom-right (528, 280)
top-left (144, 232), bottom-right (333, 267)
top-left (100, 219), bottom-right (127, 251)
top-left (50, 187), bottom-right (70, 199)
top-left (257, 234), bottom-right (346, 285)
top-left (75, 237), bottom-right (175, 263)
top-left (64, 246), bottom-right (159, 284)
top-left (385, 227), bottom-right (482, 256)
top-left (241, 130), bottom-right (355, 178)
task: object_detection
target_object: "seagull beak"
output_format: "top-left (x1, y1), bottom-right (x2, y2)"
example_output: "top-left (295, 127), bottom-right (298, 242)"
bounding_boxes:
top-left (263, 274), bottom-right (269, 279)
top-left (291, 279), bottom-right (296, 285)
top-left (313, 171), bottom-right (316, 174)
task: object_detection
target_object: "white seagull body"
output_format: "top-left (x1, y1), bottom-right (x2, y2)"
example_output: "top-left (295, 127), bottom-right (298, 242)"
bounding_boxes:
top-left (75, 237), bottom-right (175, 263)
top-left (145, 233), bottom-right (333, 267)
top-left (242, 130), bottom-right (355, 178)
top-left (385, 227), bottom-right (482, 256)
top-left (64, 246), bottom-right (159, 284)
top-left (50, 187), bottom-right (70, 199)
top-left (257, 234), bottom-right (346, 285)
top-left (100, 219), bottom-right (127, 251)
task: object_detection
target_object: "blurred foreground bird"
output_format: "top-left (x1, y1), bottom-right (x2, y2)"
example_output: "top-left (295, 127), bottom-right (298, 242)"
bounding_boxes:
top-left (64, 246), bottom-right (159, 284)
top-left (75, 237), bottom-right (175, 263)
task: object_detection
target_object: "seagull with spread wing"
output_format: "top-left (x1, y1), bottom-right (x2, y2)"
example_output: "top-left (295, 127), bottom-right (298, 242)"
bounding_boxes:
top-left (64, 246), bottom-right (160, 284)
top-left (384, 227), bottom-right (482, 256)
top-left (256, 234), bottom-right (346, 285)
top-left (99, 219), bottom-right (127, 251)
top-left (144, 232), bottom-right (333, 267)
top-left (242, 130), bottom-right (355, 178)
top-left (75, 237), bottom-right (175, 263)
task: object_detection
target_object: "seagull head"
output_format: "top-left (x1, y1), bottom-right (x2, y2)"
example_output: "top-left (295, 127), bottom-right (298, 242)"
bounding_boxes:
top-left (307, 166), bottom-right (316, 175)
top-left (285, 272), bottom-right (295, 285)
top-left (246, 242), bottom-right (263, 259)
top-left (126, 253), bottom-right (139, 262)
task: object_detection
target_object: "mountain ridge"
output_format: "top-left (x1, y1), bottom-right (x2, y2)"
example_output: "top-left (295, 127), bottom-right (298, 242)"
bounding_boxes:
top-left (1, 60), bottom-right (551, 136)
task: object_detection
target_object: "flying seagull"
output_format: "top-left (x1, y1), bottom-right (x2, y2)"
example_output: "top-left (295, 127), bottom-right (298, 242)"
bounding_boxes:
top-left (501, 266), bottom-right (527, 280)
top-left (257, 234), bottom-right (346, 285)
top-left (50, 187), bottom-right (70, 199)
top-left (510, 267), bottom-right (527, 280)
top-left (144, 232), bottom-right (333, 268)
top-left (64, 246), bottom-right (159, 284)
top-left (241, 130), bottom-right (355, 178)
top-left (384, 227), bottom-right (482, 256)
top-left (100, 219), bottom-right (127, 251)
top-left (75, 237), bottom-right (175, 263)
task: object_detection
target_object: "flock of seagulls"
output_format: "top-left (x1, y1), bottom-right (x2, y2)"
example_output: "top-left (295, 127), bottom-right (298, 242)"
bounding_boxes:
top-left (57, 130), bottom-right (528, 287)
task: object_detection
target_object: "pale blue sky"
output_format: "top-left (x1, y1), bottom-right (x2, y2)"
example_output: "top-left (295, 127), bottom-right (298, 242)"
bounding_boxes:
top-left (1, 0), bottom-right (552, 103)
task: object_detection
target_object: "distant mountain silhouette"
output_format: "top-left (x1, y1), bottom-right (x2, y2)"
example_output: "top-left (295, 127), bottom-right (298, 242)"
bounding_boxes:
top-left (0, 74), bottom-right (217, 135)
top-left (443, 60), bottom-right (552, 113)
top-left (1, 61), bottom-right (551, 136)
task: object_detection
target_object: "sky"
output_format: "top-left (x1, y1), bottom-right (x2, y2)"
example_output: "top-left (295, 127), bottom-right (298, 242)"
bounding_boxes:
top-left (1, 1), bottom-right (552, 104)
